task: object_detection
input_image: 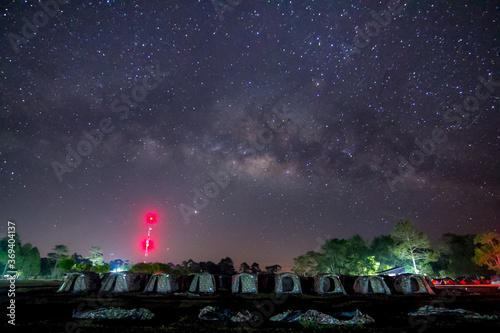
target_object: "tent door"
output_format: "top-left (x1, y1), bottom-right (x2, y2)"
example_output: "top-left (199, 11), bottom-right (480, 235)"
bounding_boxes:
top-left (410, 278), bottom-right (420, 292)
top-left (367, 280), bottom-right (374, 293)
top-left (324, 277), bottom-right (335, 292)
top-left (282, 276), bottom-right (294, 293)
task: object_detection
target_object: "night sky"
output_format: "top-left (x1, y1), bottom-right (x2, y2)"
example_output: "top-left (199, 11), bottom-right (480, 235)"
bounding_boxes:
top-left (1, 0), bottom-right (499, 271)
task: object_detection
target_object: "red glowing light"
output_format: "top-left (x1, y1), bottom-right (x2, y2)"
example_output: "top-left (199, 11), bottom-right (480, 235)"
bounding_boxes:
top-left (141, 238), bottom-right (155, 251)
top-left (146, 213), bottom-right (157, 224)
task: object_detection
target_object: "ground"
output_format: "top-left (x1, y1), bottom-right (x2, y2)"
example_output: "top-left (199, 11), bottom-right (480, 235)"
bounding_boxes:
top-left (1, 280), bottom-right (499, 332)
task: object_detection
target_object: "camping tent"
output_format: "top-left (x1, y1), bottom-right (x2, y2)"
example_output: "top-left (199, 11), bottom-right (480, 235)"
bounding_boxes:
top-left (143, 273), bottom-right (177, 294)
top-left (393, 274), bottom-right (435, 295)
top-left (275, 272), bottom-right (302, 295)
top-left (189, 272), bottom-right (216, 293)
top-left (353, 276), bottom-right (391, 295)
top-left (99, 272), bottom-right (141, 293)
top-left (314, 273), bottom-right (347, 295)
top-left (231, 273), bottom-right (258, 294)
top-left (57, 272), bottom-right (101, 293)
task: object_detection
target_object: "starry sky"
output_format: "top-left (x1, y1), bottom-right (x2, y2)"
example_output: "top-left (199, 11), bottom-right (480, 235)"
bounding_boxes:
top-left (1, 0), bottom-right (499, 271)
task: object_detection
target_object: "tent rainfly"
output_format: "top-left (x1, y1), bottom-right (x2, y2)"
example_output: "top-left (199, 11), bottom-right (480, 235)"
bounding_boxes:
top-left (143, 273), bottom-right (177, 294)
top-left (99, 272), bottom-right (141, 293)
top-left (393, 274), bottom-right (435, 295)
top-left (57, 272), bottom-right (101, 293)
top-left (353, 276), bottom-right (391, 295)
top-left (275, 272), bottom-right (302, 295)
top-left (314, 273), bottom-right (347, 295)
top-left (231, 273), bottom-right (258, 294)
top-left (189, 272), bottom-right (216, 293)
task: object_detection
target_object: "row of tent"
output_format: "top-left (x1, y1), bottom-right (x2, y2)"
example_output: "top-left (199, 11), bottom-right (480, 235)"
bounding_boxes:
top-left (58, 272), bottom-right (435, 296)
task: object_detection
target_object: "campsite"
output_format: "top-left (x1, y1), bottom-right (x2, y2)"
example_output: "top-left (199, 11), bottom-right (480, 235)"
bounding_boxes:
top-left (1, 274), bottom-right (499, 332)
top-left (2, 1), bottom-right (500, 332)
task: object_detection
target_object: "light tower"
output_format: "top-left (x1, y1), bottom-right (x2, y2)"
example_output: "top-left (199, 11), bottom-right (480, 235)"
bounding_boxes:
top-left (144, 213), bottom-right (157, 260)
top-left (145, 226), bottom-right (152, 258)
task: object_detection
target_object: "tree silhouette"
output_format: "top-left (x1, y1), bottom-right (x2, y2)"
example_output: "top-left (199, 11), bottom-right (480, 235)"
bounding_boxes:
top-left (239, 262), bottom-right (250, 273)
top-left (218, 257), bottom-right (236, 275)
top-left (48, 244), bottom-right (69, 277)
top-left (435, 233), bottom-right (483, 277)
top-left (265, 264), bottom-right (281, 274)
top-left (293, 251), bottom-right (319, 276)
top-left (250, 262), bottom-right (261, 274)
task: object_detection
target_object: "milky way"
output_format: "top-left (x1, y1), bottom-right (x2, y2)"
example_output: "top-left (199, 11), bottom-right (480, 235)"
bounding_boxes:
top-left (1, 0), bottom-right (499, 270)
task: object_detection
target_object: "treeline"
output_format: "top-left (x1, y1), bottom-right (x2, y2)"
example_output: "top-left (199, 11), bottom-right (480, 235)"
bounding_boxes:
top-left (0, 236), bottom-right (111, 278)
top-left (292, 219), bottom-right (500, 278)
top-left (2, 221), bottom-right (498, 279)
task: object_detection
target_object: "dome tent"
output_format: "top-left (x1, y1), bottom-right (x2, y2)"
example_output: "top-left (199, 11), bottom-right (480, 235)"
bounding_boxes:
top-left (57, 272), bottom-right (101, 293)
top-left (99, 272), bottom-right (142, 293)
top-left (353, 275), bottom-right (391, 295)
top-left (274, 272), bottom-right (302, 295)
top-left (231, 273), bottom-right (258, 294)
top-left (143, 272), bottom-right (177, 294)
top-left (189, 272), bottom-right (216, 293)
top-left (393, 274), bottom-right (435, 295)
top-left (314, 273), bottom-right (347, 295)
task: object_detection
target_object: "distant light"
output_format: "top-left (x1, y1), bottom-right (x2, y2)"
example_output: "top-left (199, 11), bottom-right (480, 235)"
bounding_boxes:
top-left (146, 213), bottom-right (157, 224)
top-left (141, 238), bottom-right (155, 251)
